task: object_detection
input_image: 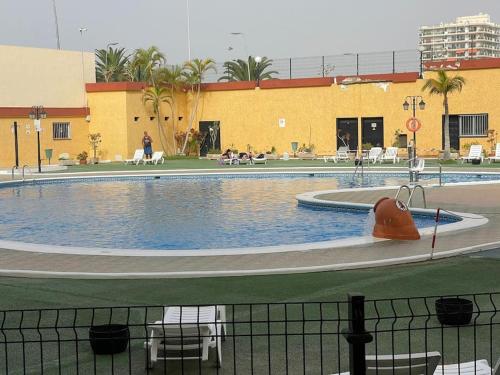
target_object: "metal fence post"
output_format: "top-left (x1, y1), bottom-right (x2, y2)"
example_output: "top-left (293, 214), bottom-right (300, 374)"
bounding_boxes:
top-left (289, 58), bottom-right (292, 79)
top-left (322, 56), bottom-right (325, 77)
top-left (356, 54), bottom-right (359, 76)
top-left (342, 293), bottom-right (373, 375)
top-left (392, 51), bottom-right (396, 74)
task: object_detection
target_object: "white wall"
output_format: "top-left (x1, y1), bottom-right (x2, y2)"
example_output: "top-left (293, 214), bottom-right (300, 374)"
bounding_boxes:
top-left (0, 44), bottom-right (96, 107)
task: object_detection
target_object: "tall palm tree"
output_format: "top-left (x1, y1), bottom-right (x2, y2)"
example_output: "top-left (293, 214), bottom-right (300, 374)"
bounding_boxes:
top-left (182, 58), bottom-right (216, 154)
top-left (219, 56), bottom-right (278, 81)
top-left (95, 47), bottom-right (130, 82)
top-left (142, 85), bottom-right (172, 154)
top-left (131, 46), bottom-right (166, 84)
top-left (157, 65), bottom-right (185, 153)
top-left (422, 70), bottom-right (466, 160)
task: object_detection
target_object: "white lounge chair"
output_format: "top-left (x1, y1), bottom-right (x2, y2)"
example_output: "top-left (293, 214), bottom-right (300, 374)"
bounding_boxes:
top-left (488, 143), bottom-right (500, 163)
top-left (145, 305), bottom-right (225, 369)
top-left (380, 147), bottom-right (400, 164)
top-left (324, 146), bottom-right (350, 163)
top-left (253, 154), bottom-right (267, 164)
top-left (144, 151), bottom-right (165, 165)
top-left (363, 147), bottom-right (383, 164)
top-left (435, 358), bottom-right (500, 375)
top-left (124, 149), bottom-right (144, 165)
top-left (332, 352), bottom-right (441, 375)
top-left (461, 144), bottom-right (483, 163)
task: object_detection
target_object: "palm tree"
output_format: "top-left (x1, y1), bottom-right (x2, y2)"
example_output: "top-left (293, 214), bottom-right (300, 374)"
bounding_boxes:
top-left (182, 58), bottom-right (216, 154)
top-left (142, 85), bottom-right (172, 154)
top-left (219, 56), bottom-right (278, 81)
top-left (95, 47), bottom-right (130, 82)
top-left (157, 65), bottom-right (185, 153)
top-left (422, 70), bottom-right (466, 160)
top-left (131, 46), bottom-right (166, 84)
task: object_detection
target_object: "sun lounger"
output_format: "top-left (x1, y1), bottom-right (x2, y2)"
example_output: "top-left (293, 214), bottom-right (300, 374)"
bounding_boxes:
top-left (332, 351), bottom-right (441, 375)
top-left (461, 144), bottom-right (483, 163)
top-left (363, 147), bottom-right (383, 164)
top-left (124, 149), bottom-right (144, 165)
top-left (145, 305), bottom-right (225, 369)
top-left (143, 151), bottom-right (165, 165)
top-left (435, 358), bottom-right (500, 375)
top-left (488, 143), bottom-right (500, 163)
top-left (324, 147), bottom-right (350, 163)
top-left (380, 147), bottom-right (400, 164)
top-left (253, 154), bottom-right (267, 164)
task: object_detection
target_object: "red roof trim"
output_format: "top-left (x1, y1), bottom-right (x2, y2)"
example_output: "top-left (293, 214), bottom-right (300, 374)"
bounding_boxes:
top-left (201, 81), bottom-right (257, 91)
top-left (424, 57), bottom-right (500, 71)
top-left (86, 82), bottom-right (147, 92)
top-left (0, 107), bottom-right (89, 118)
top-left (260, 77), bottom-right (333, 89)
top-left (335, 72), bottom-right (420, 84)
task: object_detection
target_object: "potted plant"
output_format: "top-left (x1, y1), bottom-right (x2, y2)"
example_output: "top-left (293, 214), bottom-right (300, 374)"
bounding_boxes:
top-left (89, 133), bottom-right (102, 164)
top-left (266, 146), bottom-right (279, 160)
top-left (77, 151), bottom-right (88, 165)
top-left (206, 148), bottom-right (222, 160)
top-left (297, 143), bottom-right (316, 159)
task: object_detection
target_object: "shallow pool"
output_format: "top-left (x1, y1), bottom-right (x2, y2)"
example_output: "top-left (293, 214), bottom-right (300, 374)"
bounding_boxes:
top-left (0, 173), bottom-right (475, 250)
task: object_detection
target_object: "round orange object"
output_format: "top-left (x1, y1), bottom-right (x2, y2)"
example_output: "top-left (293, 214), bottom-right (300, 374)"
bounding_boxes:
top-left (406, 117), bottom-right (422, 133)
top-left (372, 197), bottom-right (420, 240)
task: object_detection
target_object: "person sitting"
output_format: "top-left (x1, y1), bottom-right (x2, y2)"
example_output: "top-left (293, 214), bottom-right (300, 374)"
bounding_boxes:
top-left (220, 149), bottom-right (235, 165)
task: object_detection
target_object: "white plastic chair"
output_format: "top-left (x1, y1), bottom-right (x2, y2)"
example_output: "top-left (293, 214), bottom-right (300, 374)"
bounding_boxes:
top-left (461, 144), bottom-right (483, 163)
top-left (124, 149), bottom-right (144, 165)
top-left (144, 151), bottom-right (165, 165)
top-left (363, 147), bottom-right (383, 164)
top-left (380, 147), bottom-right (400, 164)
top-left (488, 143), bottom-right (500, 163)
top-left (145, 305), bottom-right (225, 369)
top-left (324, 146), bottom-right (350, 163)
top-left (332, 352), bottom-right (441, 375)
top-left (435, 358), bottom-right (500, 375)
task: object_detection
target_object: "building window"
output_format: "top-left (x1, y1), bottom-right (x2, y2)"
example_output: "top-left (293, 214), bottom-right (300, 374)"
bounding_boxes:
top-left (53, 122), bottom-right (71, 140)
top-left (459, 114), bottom-right (488, 137)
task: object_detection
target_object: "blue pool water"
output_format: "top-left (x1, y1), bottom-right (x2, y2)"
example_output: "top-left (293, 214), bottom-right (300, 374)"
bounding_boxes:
top-left (0, 172), bottom-right (487, 251)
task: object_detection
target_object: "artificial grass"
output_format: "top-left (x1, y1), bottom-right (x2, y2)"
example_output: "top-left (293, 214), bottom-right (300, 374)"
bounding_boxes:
top-left (0, 256), bottom-right (498, 310)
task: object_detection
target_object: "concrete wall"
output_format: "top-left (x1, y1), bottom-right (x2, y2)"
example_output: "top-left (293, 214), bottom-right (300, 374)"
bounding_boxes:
top-left (0, 45), bottom-right (95, 107)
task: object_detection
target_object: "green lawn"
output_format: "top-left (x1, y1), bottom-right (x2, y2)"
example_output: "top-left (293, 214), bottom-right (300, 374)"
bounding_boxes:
top-left (55, 158), bottom-right (500, 173)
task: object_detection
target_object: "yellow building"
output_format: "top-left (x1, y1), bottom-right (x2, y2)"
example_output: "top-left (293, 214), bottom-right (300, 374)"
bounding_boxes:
top-left (1, 54), bottom-right (499, 167)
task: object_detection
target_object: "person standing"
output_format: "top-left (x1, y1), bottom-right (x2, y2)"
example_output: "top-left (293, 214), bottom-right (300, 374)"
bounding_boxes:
top-left (142, 131), bottom-right (153, 159)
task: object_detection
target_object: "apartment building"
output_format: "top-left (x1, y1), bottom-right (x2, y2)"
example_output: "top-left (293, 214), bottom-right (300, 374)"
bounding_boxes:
top-left (419, 13), bottom-right (500, 61)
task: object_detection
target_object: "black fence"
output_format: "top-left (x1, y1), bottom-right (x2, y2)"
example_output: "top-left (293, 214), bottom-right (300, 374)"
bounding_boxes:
top-left (203, 49), bottom-right (421, 83)
top-left (1, 292), bottom-right (499, 374)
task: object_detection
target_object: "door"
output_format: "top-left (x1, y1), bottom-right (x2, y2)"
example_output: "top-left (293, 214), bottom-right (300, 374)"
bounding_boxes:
top-left (336, 118), bottom-right (358, 151)
top-left (442, 115), bottom-right (460, 151)
top-left (199, 121), bottom-right (221, 157)
top-left (361, 117), bottom-right (384, 148)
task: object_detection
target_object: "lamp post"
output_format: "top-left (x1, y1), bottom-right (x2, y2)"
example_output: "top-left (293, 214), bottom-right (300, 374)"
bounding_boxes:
top-left (230, 32), bottom-right (251, 80)
top-left (186, 0), bottom-right (191, 61)
top-left (29, 106), bottom-right (47, 173)
top-left (11, 121), bottom-right (19, 167)
top-left (403, 96), bottom-right (426, 167)
top-left (255, 56), bottom-right (262, 86)
top-left (418, 46), bottom-right (425, 79)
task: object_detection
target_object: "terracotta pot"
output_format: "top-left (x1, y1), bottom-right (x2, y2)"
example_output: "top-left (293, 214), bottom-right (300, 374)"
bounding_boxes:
top-left (79, 159), bottom-right (87, 165)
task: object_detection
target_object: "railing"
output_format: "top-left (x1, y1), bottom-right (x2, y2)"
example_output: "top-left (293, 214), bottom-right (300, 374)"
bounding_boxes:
top-left (203, 49), bottom-right (421, 83)
top-left (1, 292), bottom-right (499, 374)
top-left (10, 166), bottom-right (18, 180)
top-left (22, 165), bottom-right (32, 182)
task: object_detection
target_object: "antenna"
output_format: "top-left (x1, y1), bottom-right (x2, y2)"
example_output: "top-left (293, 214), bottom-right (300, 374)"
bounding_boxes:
top-left (51, 0), bottom-right (61, 49)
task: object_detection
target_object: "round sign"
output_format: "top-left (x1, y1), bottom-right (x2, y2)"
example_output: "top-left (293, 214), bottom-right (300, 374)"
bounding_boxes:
top-left (406, 117), bottom-right (422, 133)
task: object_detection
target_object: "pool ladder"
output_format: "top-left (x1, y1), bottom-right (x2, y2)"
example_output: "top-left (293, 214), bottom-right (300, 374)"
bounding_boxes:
top-left (395, 184), bottom-right (427, 208)
top-left (11, 165), bottom-right (33, 182)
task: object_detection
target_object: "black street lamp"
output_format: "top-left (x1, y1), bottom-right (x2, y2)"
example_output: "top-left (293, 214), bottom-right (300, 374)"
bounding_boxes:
top-left (28, 106), bottom-right (47, 173)
top-left (11, 121), bottom-right (19, 168)
top-left (403, 96), bottom-right (426, 166)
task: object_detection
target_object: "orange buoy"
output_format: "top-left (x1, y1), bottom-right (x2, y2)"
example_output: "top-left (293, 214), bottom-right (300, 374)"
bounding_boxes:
top-left (372, 197), bottom-right (420, 240)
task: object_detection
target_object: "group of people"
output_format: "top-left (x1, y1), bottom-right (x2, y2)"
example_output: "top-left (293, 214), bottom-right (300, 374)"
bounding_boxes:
top-left (220, 149), bottom-right (255, 164)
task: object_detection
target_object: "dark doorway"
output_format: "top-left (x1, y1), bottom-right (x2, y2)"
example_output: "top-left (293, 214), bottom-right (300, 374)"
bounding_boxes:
top-left (442, 115), bottom-right (460, 151)
top-left (361, 117), bottom-right (384, 148)
top-left (336, 118), bottom-right (358, 151)
top-left (199, 121), bottom-right (221, 157)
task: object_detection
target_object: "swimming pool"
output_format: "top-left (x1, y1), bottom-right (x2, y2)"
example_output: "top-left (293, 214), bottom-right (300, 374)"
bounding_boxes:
top-left (2, 171), bottom-right (494, 252)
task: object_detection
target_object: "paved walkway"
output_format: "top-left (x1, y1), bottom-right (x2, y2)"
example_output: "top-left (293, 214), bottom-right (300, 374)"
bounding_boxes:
top-left (0, 172), bottom-right (499, 278)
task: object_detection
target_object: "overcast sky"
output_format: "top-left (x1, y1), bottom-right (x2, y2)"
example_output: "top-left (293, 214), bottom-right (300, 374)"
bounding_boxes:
top-left (1, 0), bottom-right (499, 64)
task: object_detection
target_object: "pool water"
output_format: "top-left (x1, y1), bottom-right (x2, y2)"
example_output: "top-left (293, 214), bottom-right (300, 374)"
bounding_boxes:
top-left (0, 174), bottom-right (471, 251)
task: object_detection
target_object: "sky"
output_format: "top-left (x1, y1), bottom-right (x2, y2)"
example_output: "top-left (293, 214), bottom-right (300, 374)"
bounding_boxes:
top-left (1, 0), bottom-right (499, 64)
